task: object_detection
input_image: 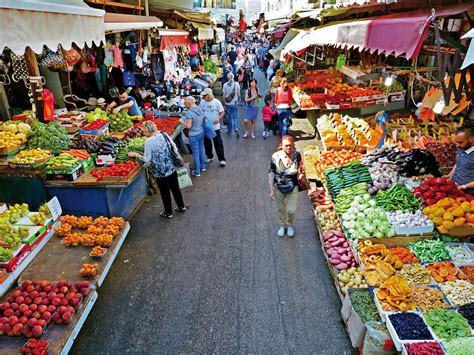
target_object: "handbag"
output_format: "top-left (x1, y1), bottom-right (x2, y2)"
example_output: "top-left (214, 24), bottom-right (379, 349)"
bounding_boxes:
top-left (203, 119), bottom-right (217, 139)
top-left (161, 132), bottom-right (185, 168)
top-left (11, 53), bottom-right (29, 82)
top-left (224, 82), bottom-right (236, 103)
top-left (275, 174), bottom-right (296, 193)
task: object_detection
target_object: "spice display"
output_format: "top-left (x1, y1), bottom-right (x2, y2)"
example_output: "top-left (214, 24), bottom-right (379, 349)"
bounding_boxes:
top-left (457, 303), bottom-right (474, 327)
top-left (403, 341), bottom-right (444, 355)
top-left (459, 266), bottom-right (474, 283)
top-left (388, 312), bottom-right (433, 340)
top-left (409, 240), bottom-right (450, 263)
top-left (397, 264), bottom-right (432, 285)
top-left (445, 245), bottom-right (472, 264)
top-left (349, 290), bottom-right (381, 323)
top-left (426, 261), bottom-right (467, 283)
top-left (424, 309), bottom-right (471, 340)
top-left (376, 276), bottom-right (415, 312)
top-left (443, 337), bottom-right (474, 355)
top-left (375, 184), bottom-right (421, 211)
top-left (389, 247), bottom-right (419, 263)
top-left (410, 285), bottom-right (450, 312)
top-left (440, 280), bottom-right (474, 307)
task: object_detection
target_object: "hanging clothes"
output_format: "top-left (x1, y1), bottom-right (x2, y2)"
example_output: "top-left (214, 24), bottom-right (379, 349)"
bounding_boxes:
top-left (111, 45), bottom-right (124, 69)
top-left (162, 47), bottom-right (178, 81)
top-left (95, 64), bottom-right (107, 94)
top-left (104, 43), bottom-right (114, 67)
top-left (151, 52), bottom-right (165, 82)
top-left (42, 88), bottom-right (55, 121)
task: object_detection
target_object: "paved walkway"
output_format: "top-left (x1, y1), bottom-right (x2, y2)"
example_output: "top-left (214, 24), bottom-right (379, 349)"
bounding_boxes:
top-left (71, 69), bottom-right (352, 354)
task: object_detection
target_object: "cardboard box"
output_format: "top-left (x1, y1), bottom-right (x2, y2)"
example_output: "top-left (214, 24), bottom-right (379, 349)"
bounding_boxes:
top-left (341, 288), bottom-right (369, 347)
top-left (46, 165), bottom-right (84, 182)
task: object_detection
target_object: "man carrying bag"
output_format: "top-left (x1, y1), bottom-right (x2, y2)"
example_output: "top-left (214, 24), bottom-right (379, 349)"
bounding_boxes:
top-left (199, 88), bottom-right (227, 167)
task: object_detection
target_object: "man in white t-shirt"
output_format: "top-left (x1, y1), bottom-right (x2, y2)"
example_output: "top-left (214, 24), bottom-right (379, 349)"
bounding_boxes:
top-left (222, 72), bottom-right (241, 136)
top-left (199, 88), bottom-right (226, 166)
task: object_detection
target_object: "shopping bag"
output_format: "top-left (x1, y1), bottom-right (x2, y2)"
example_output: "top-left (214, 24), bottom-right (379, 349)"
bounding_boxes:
top-left (177, 163), bottom-right (193, 189)
top-left (203, 119), bottom-right (217, 139)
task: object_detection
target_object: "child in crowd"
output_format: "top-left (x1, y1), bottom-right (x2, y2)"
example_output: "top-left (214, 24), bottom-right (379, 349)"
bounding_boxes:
top-left (262, 99), bottom-right (276, 139)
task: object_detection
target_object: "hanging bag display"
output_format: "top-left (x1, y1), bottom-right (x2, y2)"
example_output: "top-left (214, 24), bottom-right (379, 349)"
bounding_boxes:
top-left (63, 47), bottom-right (81, 72)
top-left (11, 53), bottom-right (29, 82)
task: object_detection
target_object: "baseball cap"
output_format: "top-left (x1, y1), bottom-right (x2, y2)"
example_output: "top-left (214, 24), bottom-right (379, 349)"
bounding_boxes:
top-left (201, 88), bottom-right (213, 97)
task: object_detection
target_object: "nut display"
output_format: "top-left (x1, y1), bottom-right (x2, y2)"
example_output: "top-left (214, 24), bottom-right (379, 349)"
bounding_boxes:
top-left (397, 264), bottom-right (432, 285)
top-left (410, 285), bottom-right (451, 312)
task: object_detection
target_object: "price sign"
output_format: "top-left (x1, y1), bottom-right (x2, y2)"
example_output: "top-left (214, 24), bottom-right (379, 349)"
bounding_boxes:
top-left (47, 196), bottom-right (62, 221)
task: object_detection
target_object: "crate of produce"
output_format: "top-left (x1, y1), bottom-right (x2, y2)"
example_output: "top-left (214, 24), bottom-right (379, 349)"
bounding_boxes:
top-left (20, 225), bottom-right (47, 246)
top-left (341, 287), bottom-right (381, 347)
top-left (0, 144), bottom-right (24, 156)
top-left (81, 155), bottom-right (95, 172)
top-left (339, 101), bottom-right (352, 110)
top-left (0, 243), bottom-right (30, 272)
top-left (8, 157), bottom-right (50, 170)
top-left (402, 341), bottom-right (445, 355)
top-left (46, 165), bottom-right (84, 182)
top-left (385, 311), bottom-right (435, 351)
top-left (441, 225), bottom-right (474, 238)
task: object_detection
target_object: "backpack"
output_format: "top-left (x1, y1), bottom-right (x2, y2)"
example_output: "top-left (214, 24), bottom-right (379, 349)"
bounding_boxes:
top-left (225, 82), bottom-right (236, 104)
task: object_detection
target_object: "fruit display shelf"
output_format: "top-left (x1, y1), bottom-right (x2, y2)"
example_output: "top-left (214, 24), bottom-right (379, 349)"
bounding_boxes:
top-left (0, 289), bottom-right (98, 355)
top-left (19, 223), bottom-right (130, 288)
top-left (72, 165), bottom-right (142, 187)
top-left (0, 226), bottom-right (56, 297)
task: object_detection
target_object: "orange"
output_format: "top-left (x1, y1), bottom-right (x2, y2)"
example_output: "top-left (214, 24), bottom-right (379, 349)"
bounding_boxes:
top-left (454, 217), bottom-right (466, 226)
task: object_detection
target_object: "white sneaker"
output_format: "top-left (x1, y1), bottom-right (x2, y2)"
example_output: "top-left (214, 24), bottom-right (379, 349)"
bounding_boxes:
top-left (277, 227), bottom-right (285, 238)
top-left (243, 132), bottom-right (248, 138)
top-left (251, 134), bottom-right (256, 139)
top-left (262, 131), bottom-right (266, 137)
top-left (206, 157), bottom-right (214, 163)
top-left (287, 226), bottom-right (295, 238)
top-left (219, 160), bottom-right (226, 167)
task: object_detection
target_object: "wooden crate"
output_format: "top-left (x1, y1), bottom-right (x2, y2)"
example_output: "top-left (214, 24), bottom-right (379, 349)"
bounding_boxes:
top-left (357, 234), bottom-right (434, 247)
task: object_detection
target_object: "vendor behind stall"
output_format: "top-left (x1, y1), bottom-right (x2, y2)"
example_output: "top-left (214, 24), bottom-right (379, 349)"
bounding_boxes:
top-left (447, 126), bottom-right (474, 194)
top-left (106, 87), bottom-right (142, 116)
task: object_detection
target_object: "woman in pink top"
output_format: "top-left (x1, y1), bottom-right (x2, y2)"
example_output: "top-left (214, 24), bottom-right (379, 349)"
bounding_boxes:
top-left (262, 99), bottom-right (276, 139)
top-left (274, 78), bottom-right (293, 136)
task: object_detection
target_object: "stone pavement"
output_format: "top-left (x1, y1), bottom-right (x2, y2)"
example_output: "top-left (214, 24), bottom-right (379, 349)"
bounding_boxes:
top-left (71, 69), bottom-right (352, 354)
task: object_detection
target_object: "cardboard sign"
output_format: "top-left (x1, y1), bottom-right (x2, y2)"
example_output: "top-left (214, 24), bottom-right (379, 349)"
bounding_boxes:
top-left (47, 196), bottom-right (62, 221)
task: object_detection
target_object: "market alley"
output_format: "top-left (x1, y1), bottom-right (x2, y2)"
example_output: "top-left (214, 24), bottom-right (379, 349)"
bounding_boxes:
top-left (71, 69), bottom-right (352, 354)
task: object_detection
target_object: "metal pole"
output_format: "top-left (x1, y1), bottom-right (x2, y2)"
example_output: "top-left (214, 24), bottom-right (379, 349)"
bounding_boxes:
top-left (145, 0), bottom-right (152, 50)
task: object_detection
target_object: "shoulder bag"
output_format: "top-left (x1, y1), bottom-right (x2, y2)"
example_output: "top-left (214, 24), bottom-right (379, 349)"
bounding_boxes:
top-left (161, 132), bottom-right (185, 168)
top-left (225, 82), bottom-right (236, 103)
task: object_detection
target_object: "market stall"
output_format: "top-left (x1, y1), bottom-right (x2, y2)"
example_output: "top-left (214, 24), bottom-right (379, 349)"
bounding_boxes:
top-left (0, 198), bottom-right (132, 353)
top-left (303, 113), bottom-right (474, 352)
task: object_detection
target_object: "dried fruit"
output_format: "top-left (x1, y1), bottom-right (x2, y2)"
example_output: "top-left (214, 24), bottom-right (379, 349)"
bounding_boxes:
top-left (376, 276), bottom-right (415, 312)
top-left (397, 264), bottom-right (432, 285)
top-left (90, 246), bottom-right (107, 257)
top-left (410, 285), bottom-right (450, 312)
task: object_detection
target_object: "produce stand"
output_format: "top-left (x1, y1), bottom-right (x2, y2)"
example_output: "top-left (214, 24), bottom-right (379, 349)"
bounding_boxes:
top-left (0, 290), bottom-right (98, 355)
top-left (0, 226), bottom-right (56, 297)
top-left (19, 223), bottom-right (130, 287)
top-left (45, 171), bottom-right (146, 219)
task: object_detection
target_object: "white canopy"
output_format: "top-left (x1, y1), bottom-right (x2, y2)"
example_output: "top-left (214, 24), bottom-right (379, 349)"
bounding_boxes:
top-left (215, 28), bottom-right (225, 43)
top-left (0, 0), bottom-right (105, 54)
top-left (104, 13), bottom-right (163, 34)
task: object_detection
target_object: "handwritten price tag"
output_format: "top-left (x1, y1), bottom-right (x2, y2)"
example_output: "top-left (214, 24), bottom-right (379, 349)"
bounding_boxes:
top-left (47, 197), bottom-right (62, 221)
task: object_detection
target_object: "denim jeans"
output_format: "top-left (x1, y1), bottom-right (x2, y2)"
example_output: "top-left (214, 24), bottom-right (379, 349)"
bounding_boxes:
top-left (277, 108), bottom-right (291, 136)
top-left (189, 131), bottom-right (206, 173)
top-left (225, 105), bottom-right (239, 132)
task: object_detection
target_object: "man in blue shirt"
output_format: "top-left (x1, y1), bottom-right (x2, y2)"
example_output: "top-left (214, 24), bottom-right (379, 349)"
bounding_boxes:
top-left (106, 88), bottom-right (142, 116)
top-left (447, 126), bottom-right (474, 194)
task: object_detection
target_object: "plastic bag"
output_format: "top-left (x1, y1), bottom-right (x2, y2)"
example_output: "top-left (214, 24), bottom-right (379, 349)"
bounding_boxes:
top-left (363, 321), bottom-right (396, 355)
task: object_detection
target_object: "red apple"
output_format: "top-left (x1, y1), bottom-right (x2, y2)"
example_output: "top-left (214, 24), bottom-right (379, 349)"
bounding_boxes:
top-left (29, 304), bottom-right (37, 312)
top-left (19, 304), bottom-right (28, 313)
top-left (27, 318), bottom-right (37, 328)
top-left (34, 297), bottom-right (43, 305)
top-left (62, 312), bottom-right (72, 324)
top-left (32, 311), bottom-right (41, 319)
top-left (52, 298), bottom-right (61, 306)
top-left (10, 303), bottom-right (18, 311)
top-left (42, 311), bottom-right (51, 322)
top-left (8, 316), bottom-right (19, 325)
top-left (4, 309), bottom-right (14, 317)
top-left (51, 312), bottom-right (60, 321)
top-left (12, 323), bottom-right (23, 335)
top-left (37, 319), bottom-right (46, 328)
top-left (38, 305), bottom-right (47, 314)
top-left (19, 316), bottom-right (28, 325)
top-left (0, 302), bottom-right (10, 311)
top-left (32, 325), bottom-right (43, 338)
top-left (47, 305), bottom-right (56, 313)
top-left (24, 297), bottom-right (32, 305)
top-left (61, 299), bottom-right (69, 306)
top-left (23, 310), bottom-right (32, 318)
top-left (58, 306), bottom-right (67, 315)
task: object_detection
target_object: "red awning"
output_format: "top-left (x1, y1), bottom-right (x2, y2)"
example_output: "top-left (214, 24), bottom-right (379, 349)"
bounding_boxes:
top-left (272, 19), bottom-right (299, 39)
top-left (158, 29), bottom-right (190, 50)
top-left (367, 3), bottom-right (474, 59)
